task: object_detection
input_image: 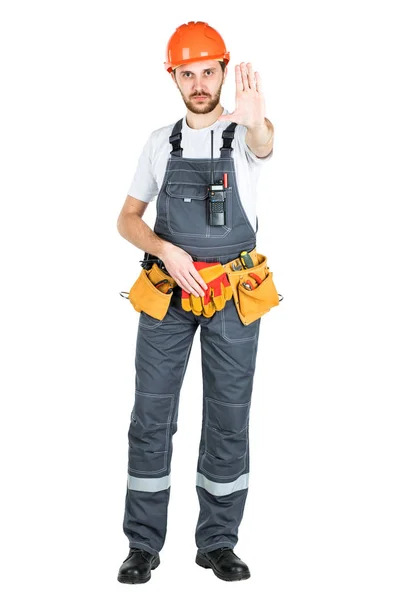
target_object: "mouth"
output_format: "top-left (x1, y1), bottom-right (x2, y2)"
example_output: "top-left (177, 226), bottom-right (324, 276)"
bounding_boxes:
top-left (192, 96), bottom-right (208, 101)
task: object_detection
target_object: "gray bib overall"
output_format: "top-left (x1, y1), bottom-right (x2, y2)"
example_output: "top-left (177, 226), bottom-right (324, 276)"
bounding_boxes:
top-left (123, 118), bottom-right (262, 555)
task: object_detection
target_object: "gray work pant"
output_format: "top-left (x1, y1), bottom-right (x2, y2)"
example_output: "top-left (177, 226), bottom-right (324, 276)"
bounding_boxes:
top-left (122, 286), bottom-right (261, 555)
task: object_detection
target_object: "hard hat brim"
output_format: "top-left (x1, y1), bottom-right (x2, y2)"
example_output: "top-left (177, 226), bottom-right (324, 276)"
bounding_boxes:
top-left (164, 52), bottom-right (230, 73)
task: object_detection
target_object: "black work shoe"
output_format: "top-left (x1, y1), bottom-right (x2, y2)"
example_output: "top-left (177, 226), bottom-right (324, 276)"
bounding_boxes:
top-left (117, 547), bottom-right (160, 584)
top-left (195, 547), bottom-right (250, 581)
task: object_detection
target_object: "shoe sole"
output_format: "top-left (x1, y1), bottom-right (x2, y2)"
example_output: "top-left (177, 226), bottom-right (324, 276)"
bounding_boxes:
top-left (117, 555), bottom-right (160, 584)
top-left (195, 552), bottom-right (250, 582)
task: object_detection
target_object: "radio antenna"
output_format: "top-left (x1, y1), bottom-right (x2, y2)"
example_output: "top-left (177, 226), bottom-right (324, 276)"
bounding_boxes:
top-left (210, 130), bottom-right (214, 185)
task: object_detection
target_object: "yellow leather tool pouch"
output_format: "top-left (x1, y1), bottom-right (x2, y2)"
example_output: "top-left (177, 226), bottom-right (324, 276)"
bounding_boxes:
top-left (126, 263), bottom-right (177, 321)
top-left (224, 251), bottom-right (281, 326)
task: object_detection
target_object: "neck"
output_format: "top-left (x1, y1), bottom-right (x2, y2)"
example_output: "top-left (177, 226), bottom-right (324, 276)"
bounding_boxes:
top-left (185, 104), bottom-right (224, 129)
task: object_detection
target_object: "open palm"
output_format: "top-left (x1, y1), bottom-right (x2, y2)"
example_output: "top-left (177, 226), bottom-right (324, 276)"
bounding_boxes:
top-left (218, 62), bottom-right (265, 129)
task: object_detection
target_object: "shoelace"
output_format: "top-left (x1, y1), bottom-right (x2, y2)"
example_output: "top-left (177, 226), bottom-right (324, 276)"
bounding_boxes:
top-left (216, 547), bottom-right (232, 559)
top-left (217, 547), bottom-right (240, 562)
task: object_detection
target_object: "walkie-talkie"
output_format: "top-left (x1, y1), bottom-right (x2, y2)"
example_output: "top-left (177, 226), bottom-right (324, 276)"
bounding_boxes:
top-left (208, 130), bottom-right (226, 226)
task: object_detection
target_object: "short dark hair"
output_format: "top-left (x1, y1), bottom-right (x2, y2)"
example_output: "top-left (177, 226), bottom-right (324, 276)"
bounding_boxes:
top-left (173, 61), bottom-right (226, 77)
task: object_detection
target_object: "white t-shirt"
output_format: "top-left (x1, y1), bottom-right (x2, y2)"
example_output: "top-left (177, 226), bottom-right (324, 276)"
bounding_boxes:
top-left (127, 108), bottom-right (273, 232)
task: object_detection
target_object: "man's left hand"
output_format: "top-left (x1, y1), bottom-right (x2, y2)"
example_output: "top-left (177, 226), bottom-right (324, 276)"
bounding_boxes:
top-left (217, 62), bottom-right (265, 129)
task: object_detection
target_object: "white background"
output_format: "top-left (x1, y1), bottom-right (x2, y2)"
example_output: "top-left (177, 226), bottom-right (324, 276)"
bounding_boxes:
top-left (1, 1), bottom-right (399, 598)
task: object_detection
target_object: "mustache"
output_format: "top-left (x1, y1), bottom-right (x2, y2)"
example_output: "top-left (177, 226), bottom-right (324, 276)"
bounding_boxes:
top-left (191, 93), bottom-right (210, 98)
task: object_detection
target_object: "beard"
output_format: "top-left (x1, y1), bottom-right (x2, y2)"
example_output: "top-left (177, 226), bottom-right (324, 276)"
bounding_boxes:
top-left (179, 80), bottom-right (223, 114)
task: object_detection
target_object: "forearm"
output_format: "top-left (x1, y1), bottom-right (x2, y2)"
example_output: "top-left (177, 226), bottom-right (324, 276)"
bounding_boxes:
top-left (117, 213), bottom-right (172, 260)
top-left (245, 117), bottom-right (274, 158)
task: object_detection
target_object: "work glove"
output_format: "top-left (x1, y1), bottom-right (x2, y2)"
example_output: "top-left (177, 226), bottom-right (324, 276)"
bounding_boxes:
top-left (181, 261), bottom-right (233, 317)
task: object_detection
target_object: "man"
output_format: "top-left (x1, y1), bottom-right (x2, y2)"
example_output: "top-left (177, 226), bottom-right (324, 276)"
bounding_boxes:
top-left (117, 21), bottom-right (274, 584)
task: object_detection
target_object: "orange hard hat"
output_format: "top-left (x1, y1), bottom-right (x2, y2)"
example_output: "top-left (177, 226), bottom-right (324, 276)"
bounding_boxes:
top-left (164, 21), bottom-right (230, 73)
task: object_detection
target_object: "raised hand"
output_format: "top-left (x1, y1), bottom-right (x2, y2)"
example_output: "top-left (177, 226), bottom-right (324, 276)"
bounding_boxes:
top-left (218, 62), bottom-right (265, 129)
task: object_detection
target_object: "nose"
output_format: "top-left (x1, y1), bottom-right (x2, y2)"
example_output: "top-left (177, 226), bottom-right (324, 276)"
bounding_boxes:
top-left (192, 85), bottom-right (208, 96)
top-left (191, 76), bottom-right (208, 95)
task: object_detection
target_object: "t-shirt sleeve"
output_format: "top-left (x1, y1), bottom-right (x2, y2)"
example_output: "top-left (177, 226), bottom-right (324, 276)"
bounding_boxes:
top-left (235, 124), bottom-right (273, 165)
top-left (127, 133), bottom-right (159, 202)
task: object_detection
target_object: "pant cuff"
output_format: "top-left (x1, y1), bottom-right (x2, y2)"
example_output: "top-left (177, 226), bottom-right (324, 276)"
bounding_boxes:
top-left (128, 541), bottom-right (160, 556)
top-left (197, 541), bottom-right (235, 553)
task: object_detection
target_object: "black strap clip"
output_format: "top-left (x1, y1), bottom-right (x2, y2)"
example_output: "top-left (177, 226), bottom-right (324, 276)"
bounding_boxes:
top-left (169, 132), bottom-right (182, 144)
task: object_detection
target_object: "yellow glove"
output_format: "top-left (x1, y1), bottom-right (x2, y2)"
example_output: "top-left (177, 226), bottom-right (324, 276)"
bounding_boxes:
top-left (181, 262), bottom-right (233, 317)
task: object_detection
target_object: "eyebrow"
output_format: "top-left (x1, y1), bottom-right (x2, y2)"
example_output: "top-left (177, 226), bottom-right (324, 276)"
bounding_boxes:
top-left (180, 67), bottom-right (216, 74)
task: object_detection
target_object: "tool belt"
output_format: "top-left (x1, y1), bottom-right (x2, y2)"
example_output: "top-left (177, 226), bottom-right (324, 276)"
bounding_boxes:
top-left (120, 248), bottom-right (282, 323)
top-left (120, 262), bottom-right (177, 321)
top-left (221, 247), bottom-right (282, 326)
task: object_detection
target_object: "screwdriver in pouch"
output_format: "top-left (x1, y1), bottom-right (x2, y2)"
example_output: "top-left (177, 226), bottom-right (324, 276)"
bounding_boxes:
top-left (239, 251), bottom-right (254, 269)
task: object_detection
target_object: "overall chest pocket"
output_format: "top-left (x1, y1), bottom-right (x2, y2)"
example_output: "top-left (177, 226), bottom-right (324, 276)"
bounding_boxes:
top-left (165, 181), bottom-right (232, 237)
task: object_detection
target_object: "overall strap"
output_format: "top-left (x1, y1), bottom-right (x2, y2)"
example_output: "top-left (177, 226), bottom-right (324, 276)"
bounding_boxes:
top-left (169, 119), bottom-right (183, 156)
top-left (168, 119), bottom-right (237, 157)
top-left (220, 122), bottom-right (237, 158)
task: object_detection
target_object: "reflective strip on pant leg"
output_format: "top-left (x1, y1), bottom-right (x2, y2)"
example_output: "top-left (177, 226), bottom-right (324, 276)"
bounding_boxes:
top-left (128, 474), bottom-right (171, 492)
top-left (196, 472), bottom-right (249, 496)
